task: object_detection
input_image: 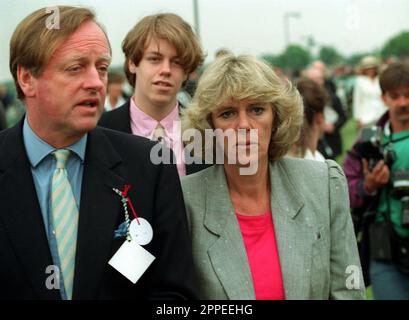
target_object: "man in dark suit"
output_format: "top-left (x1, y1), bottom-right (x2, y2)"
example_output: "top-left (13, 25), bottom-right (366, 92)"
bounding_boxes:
top-left (99, 13), bottom-right (207, 176)
top-left (0, 101), bottom-right (6, 131)
top-left (0, 6), bottom-right (197, 300)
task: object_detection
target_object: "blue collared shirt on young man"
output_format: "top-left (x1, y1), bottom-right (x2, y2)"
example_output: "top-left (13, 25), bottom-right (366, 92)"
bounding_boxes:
top-left (22, 118), bottom-right (87, 300)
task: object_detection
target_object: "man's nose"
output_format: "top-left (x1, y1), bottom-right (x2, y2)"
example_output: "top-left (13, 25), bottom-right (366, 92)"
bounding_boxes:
top-left (83, 67), bottom-right (105, 91)
top-left (159, 60), bottom-right (171, 76)
top-left (396, 95), bottom-right (409, 107)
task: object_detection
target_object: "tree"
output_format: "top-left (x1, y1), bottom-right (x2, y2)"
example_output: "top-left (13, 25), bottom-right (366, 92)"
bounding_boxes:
top-left (381, 31), bottom-right (409, 58)
top-left (319, 45), bottom-right (343, 66)
top-left (260, 54), bottom-right (276, 67)
top-left (277, 44), bottom-right (311, 70)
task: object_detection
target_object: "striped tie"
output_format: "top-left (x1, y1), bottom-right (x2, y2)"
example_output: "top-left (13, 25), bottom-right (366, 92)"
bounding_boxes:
top-left (152, 123), bottom-right (166, 144)
top-left (51, 149), bottom-right (78, 300)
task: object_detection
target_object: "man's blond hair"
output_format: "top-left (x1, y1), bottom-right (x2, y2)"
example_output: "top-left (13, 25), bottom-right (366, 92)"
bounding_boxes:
top-left (10, 6), bottom-right (110, 99)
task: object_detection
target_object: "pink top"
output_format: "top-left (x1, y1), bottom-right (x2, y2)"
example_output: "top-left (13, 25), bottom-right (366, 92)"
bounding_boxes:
top-left (129, 98), bottom-right (186, 176)
top-left (236, 212), bottom-right (285, 300)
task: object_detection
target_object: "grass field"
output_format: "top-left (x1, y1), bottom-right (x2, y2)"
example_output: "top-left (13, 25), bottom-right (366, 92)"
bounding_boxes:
top-left (336, 118), bottom-right (361, 166)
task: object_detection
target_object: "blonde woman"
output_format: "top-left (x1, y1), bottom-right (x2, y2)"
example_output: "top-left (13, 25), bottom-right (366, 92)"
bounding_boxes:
top-left (181, 54), bottom-right (365, 300)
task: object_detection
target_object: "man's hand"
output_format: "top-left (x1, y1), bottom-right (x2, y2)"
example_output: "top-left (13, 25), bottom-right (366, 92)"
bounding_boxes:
top-left (362, 159), bottom-right (390, 194)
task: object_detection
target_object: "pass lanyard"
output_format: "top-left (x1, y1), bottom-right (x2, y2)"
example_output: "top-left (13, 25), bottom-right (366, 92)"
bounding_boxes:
top-left (113, 185), bottom-right (140, 241)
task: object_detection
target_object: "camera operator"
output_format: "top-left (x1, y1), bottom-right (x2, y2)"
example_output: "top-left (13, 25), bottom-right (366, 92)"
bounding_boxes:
top-left (344, 62), bottom-right (409, 300)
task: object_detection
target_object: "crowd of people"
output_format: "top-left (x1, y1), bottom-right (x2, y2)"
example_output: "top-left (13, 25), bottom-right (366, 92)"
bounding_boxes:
top-left (0, 5), bottom-right (408, 301)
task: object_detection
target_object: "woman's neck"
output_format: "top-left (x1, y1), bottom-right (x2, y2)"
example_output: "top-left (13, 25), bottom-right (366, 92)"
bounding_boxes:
top-left (223, 158), bottom-right (271, 215)
top-left (305, 128), bottom-right (319, 154)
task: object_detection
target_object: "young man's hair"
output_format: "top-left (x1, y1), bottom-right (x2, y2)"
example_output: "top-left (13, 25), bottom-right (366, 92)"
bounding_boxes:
top-left (380, 62), bottom-right (409, 94)
top-left (10, 6), bottom-right (110, 99)
top-left (122, 13), bottom-right (205, 87)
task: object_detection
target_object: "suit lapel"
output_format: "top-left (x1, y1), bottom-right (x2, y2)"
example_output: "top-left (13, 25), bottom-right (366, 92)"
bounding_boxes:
top-left (269, 160), bottom-right (314, 299)
top-left (0, 123), bottom-right (60, 299)
top-left (72, 128), bottom-right (125, 299)
top-left (203, 165), bottom-right (255, 299)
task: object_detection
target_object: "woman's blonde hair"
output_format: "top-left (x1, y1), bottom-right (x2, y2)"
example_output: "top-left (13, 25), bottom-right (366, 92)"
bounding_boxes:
top-left (183, 54), bottom-right (304, 162)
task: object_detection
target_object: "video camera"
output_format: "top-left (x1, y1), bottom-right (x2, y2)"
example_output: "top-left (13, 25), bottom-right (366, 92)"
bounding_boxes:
top-left (355, 126), bottom-right (396, 170)
top-left (392, 171), bottom-right (409, 229)
top-left (356, 126), bottom-right (409, 229)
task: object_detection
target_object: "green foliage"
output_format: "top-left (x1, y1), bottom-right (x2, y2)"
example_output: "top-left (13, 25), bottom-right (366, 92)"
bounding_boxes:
top-left (260, 29), bottom-right (409, 71)
top-left (319, 45), bottom-right (343, 66)
top-left (381, 31), bottom-right (409, 58)
top-left (260, 54), bottom-right (276, 67)
top-left (262, 45), bottom-right (311, 70)
top-left (282, 45), bottom-right (311, 69)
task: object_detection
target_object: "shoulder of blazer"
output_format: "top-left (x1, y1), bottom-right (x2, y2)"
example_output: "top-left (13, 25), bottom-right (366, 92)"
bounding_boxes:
top-left (273, 157), bottom-right (344, 214)
top-left (0, 120), bottom-right (26, 173)
top-left (98, 100), bottom-right (132, 134)
top-left (275, 157), bottom-right (329, 181)
top-left (95, 126), bottom-right (156, 159)
top-left (181, 164), bottom-right (219, 188)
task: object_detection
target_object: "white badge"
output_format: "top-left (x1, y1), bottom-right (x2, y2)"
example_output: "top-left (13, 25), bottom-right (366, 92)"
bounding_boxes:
top-left (108, 239), bottom-right (155, 284)
top-left (129, 218), bottom-right (153, 245)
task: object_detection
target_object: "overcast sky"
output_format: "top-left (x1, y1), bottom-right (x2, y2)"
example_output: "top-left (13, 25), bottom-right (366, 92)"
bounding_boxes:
top-left (1, 0), bottom-right (408, 81)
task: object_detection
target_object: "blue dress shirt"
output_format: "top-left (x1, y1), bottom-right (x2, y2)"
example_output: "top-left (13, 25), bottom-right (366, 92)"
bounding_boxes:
top-left (22, 118), bottom-right (87, 300)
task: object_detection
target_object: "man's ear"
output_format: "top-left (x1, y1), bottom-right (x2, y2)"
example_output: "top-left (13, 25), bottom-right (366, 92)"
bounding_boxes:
top-left (17, 65), bottom-right (36, 98)
top-left (128, 60), bottom-right (137, 74)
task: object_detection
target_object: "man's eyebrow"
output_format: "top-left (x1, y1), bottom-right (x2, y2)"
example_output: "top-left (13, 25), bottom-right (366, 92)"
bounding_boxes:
top-left (63, 54), bottom-right (112, 66)
top-left (145, 51), bottom-right (181, 60)
top-left (98, 54), bottom-right (112, 63)
top-left (145, 51), bottom-right (162, 56)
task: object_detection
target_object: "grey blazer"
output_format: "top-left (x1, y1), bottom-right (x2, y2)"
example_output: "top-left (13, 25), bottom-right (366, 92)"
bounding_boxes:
top-left (181, 157), bottom-right (366, 300)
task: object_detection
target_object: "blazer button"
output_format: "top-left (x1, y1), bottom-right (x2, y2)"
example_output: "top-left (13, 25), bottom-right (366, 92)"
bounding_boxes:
top-left (316, 232), bottom-right (321, 239)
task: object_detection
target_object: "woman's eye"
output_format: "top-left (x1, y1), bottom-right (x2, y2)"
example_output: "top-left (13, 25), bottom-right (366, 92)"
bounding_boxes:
top-left (251, 106), bottom-right (265, 115)
top-left (220, 110), bottom-right (235, 119)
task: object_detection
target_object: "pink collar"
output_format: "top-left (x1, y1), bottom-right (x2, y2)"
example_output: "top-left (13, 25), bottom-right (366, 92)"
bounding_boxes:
top-left (129, 98), bottom-right (180, 140)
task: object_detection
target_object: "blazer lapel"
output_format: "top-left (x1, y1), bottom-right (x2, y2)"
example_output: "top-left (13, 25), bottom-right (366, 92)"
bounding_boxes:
top-left (0, 123), bottom-right (60, 299)
top-left (73, 128), bottom-right (125, 299)
top-left (269, 160), bottom-right (314, 300)
top-left (203, 165), bottom-right (255, 299)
